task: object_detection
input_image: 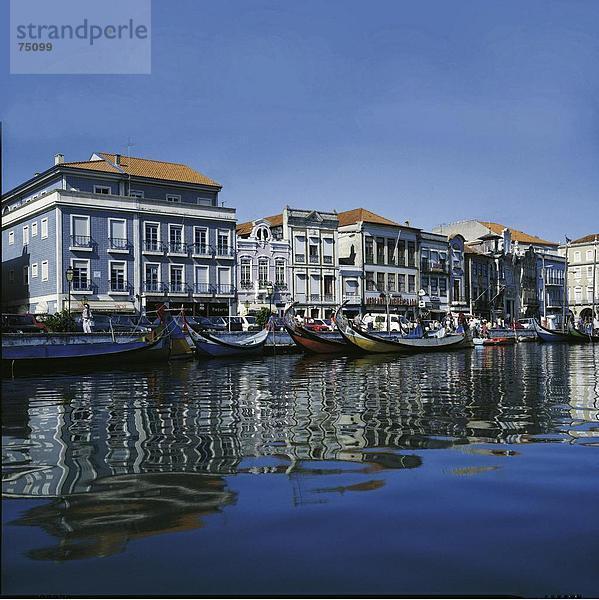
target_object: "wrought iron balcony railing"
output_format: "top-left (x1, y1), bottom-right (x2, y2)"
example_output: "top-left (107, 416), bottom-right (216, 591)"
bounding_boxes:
top-left (108, 237), bottom-right (130, 251)
top-left (167, 242), bottom-right (187, 254)
top-left (143, 240), bottom-right (163, 252)
top-left (70, 235), bottom-right (93, 249)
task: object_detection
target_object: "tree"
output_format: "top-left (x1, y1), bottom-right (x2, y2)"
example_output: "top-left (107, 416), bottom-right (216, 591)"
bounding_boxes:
top-left (40, 310), bottom-right (78, 332)
top-left (255, 307), bottom-right (274, 329)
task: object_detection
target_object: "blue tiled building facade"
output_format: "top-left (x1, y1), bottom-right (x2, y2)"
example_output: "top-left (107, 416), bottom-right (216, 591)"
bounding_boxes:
top-left (2, 152), bottom-right (237, 316)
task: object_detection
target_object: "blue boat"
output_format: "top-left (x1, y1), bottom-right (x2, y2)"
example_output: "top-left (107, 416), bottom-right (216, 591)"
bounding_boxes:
top-left (187, 326), bottom-right (269, 358)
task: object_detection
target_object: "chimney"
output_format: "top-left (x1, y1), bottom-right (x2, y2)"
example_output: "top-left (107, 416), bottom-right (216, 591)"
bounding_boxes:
top-left (404, 220), bottom-right (410, 226)
top-left (115, 154), bottom-right (121, 165)
top-left (54, 153), bottom-right (64, 165)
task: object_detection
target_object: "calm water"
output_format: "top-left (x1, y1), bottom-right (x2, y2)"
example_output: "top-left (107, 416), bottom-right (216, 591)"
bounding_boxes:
top-left (2, 344), bottom-right (598, 597)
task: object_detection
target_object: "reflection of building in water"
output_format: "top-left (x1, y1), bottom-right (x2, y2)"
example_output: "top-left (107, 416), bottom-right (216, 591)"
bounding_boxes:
top-left (566, 349), bottom-right (599, 439)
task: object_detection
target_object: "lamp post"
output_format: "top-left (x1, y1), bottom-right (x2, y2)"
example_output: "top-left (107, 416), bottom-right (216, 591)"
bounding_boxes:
top-left (65, 267), bottom-right (74, 319)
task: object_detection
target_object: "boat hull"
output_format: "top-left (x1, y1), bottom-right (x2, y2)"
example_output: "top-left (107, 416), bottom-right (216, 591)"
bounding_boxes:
top-left (190, 328), bottom-right (269, 358)
top-left (285, 325), bottom-right (350, 354)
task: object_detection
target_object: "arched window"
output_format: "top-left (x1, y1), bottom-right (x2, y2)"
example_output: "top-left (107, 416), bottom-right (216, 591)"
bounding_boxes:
top-left (240, 257), bottom-right (252, 288)
top-left (258, 258), bottom-right (269, 286)
top-left (275, 259), bottom-right (286, 285)
top-left (255, 225), bottom-right (271, 242)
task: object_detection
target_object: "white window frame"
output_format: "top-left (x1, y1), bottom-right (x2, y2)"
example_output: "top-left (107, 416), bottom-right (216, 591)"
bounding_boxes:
top-left (169, 263), bottom-right (186, 294)
top-left (240, 256), bottom-right (252, 285)
top-left (41, 260), bottom-right (49, 282)
top-left (168, 223), bottom-right (186, 254)
top-left (32, 221), bottom-right (38, 237)
top-left (144, 262), bottom-right (161, 293)
top-left (23, 225), bottom-right (29, 245)
top-left (573, 251), bottom-right (581, 263)
top-left (108, 260), bottom-right (128, 295)
top-left (166, 194), bottom-right (182, 203)
top-left (143, 221), bottom-right (161, 254)
top-left (71, 258), bottom-right (91, 293)
top-left (32, 263), bottom-right (39, 278)
top-left (41, 218), bottom-right (48, 239)
top-left (94, 185), bottom-right (111, 195)
top-left (8, 231), bottom-right (14, 245)
top-left (194, 265), bottom-right (209, 294)
top-left (192, 226), bottom-right (209, 254)
top-left (129, 190), bottom-right (144, 198)
top-left (70, 214), bottom-right (91, 250)
top-left (108, 218), bottom-right (128, 253)
top-left (197, 196), bottom-right (212, 206)
top-left (217, 266), bottom-right (231, 292)
top-left (275, 259), bottom-right (286, 284)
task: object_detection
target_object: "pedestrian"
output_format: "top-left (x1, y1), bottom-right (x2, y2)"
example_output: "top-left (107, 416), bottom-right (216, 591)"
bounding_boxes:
top-left (82, 303), bottom-right (93, 334)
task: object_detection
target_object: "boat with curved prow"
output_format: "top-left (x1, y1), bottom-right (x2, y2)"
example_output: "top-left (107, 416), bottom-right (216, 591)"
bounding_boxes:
top-left (334, 303), bottom-right (472, 354)
top-left (187, 322), bottom-right (269, 358)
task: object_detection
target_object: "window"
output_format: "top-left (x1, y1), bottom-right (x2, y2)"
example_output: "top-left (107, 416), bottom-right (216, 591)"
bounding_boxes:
top-left (587, 266), bottom-right (593, 278)
top-left (365, 271), bottom-right (375, 291)
top-left (323, 275), bottom-right (334, 299)
top-left (72, 260), bottom-right (89, 290)
top-left (32, 222), bottom-right (38, 237)
top-left (129, 190), bottom-right (144, 198)
top-left (376, 237), bottom-right (385, 264)
top-left (23, 266), bottom-right (29, 284)
top-left (387, 273), bottom-right (396, 291)
top-left (421, 276), bottom-right (429, 293)
top-left (574, 287), bottom-right (582, 303)
top-left (217, 230), bottom-right (230, 255)
top-left (587, 250), bottom-right (593, 261)
top-left (431, 277), bottom-right (439, 295)
top-left (397, 240), bottom-right (406, 266)
top-left (294, 235), bottom-right (306, 263)
top-left (398, 274), bottom-right (406, 293)
top-left (376, 272), bottom-right (385, 291)
top-left (217, 267), bottom-right (231, 293)
top-left (169, 265), bottom-right (184, 292)
top-left (240, 258), bottom-right (252, 287)
top-left (587, 286), bottom-right (593, 302)
top-left (32, 263), bottom-right (38, 278)
top-left (193, 227), bottom-right (208, 254)
top-left (453, 280), bottom-right (460, 302)
top-left (573, 251), bottom-right (581, 262)
top-left (71, 215), bottom-right (91, 247)
top-left (322, 238), bottom-right (334, 264)
top-left (8, 231), bottom-right (14, 245)
top-left (365, 238), bottom-right (374, 263)
top-left (194, 265), bottom-right (209, 293)
top-left (144, 222), bottom-right (160, 251)
top-left (109, 262), bottom-right (127, 292)
top-left (41, 261), bottom-right (48, 282)
top-left (440, 278), bottom-right (447, 297)
top-left (407, 242), bottom-right (416, 267)
top-left (168, 225), bottom-right (185, 253)
top-left (256, 225), bottom-right (270, 241)
top-left (275, 260), bottom-right (286, 285)
top-left (41, 218), bottom-right (48, 239)
top-left (144, 263), bottom-right (160, 292)
top-left (23, 225), bottom-right (29, 245)
top-left (408, 274), bottom-right (416, 293)
top-left (108, 219), bottom-right (127, 250)
top-left (166, 194), bottom-right (181, 203)
top-left (197, 197), bottom-right (212, 206)
top-left (94, 185), bottom-right (111, 195)
top-left (258, 258), bottom-right (269, 286)
top-left (308, 239), bottom-right (319, 263)
top-left (387, 239), bottom-right (396, 265)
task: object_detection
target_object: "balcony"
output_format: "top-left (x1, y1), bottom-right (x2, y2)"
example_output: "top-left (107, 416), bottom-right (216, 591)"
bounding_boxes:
top-left (275, 282), bottom-right (288, 290)
top-left (109, 281), bottom-right (131, 295)
top-left (309, 255), bottom-right (319, 264)
top-left (323, 294), bottom-right (335, 303)
top-left (323, 255), bottom-right (333, 264)
top-left (546, 277), bottom-right (564, 286)
top-left (143, 240), bottom-right (164, 254)
top-left (72, 279), bottom-right (93, 293)
top-left (215, 245), bottom-right (234, 258)
top-left (294, 254), bottom-right (305, 263)
top-left (69, 235), bottom-right (94, 251)
top-left (190, 243), bottom-right (211, 256)
top-left (420, 259), bottom-right (447, 274)
top-left (215, 284), bottom-right (236, 295)
top-left (142, 281), bottom-right (166, 294)
top-left (168, 282), bottom-right (188, 295)
top-left (193, 283), bottom-right (213, 295)
top-left (167, 242), bottom-right (187, 255)
top-left (343, 293), bottom-right (361, 304)
top-left (310, 294), bottom-right (321, 302)
top-left (239, 281), bottom-right (254, 290)
top-left (108, 237), bottom-right (130, 253)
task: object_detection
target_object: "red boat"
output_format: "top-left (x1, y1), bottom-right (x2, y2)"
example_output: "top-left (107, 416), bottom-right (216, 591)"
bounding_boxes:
top-left (482, 337), bottom-right (516, 346)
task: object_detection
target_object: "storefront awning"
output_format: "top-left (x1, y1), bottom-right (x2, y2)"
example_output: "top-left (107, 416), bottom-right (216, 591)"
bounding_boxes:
top-left (72, 300), bottom-right (136, 314)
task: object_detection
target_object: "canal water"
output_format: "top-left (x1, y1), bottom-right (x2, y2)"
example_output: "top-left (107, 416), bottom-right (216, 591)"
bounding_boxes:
top-left (2, 344), bottom-right (598, 597)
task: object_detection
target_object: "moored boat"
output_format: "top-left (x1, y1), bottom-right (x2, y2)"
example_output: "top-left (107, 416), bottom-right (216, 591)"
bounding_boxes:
top-left (187, 324), bottom-right (269, 358)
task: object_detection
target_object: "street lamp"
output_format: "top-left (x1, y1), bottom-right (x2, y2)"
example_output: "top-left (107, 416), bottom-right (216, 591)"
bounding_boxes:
top-left (65, 267), bottom-right (74, 319)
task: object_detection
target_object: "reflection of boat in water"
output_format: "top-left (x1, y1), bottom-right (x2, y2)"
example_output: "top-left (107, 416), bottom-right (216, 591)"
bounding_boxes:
top-left (473, 337), bottom-right (516, 346)
top-left (335, 309), bottom-right (472, 354)
top-left (7, 472), bottom-right (236, 561)
top-left (187, 325), bottom-right (269, 358)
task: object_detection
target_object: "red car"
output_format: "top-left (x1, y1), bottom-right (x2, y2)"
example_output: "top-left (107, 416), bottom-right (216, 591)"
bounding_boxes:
top-left (1, 313), bottom-right (48, 334)
top-left (304, 319), bottom-right (333, 332)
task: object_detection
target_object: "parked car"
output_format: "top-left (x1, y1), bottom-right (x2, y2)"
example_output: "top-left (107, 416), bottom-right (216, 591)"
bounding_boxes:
top-left (193, 316), bottom-right (227, 331)
top-left (2, 313), bottom-right (47, 334)
top-left (222, 316), bottom-right (244, 331)
top-left (304, 318), bottom-right (333, 332)
top-left (269, 316), bottom-right (286, 331)
top-left (239, 316), bottom-right (261, 332)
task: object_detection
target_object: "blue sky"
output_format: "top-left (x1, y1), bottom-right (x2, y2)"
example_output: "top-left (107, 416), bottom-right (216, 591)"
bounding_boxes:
top-left (2, 0), bottom-right (598, 241)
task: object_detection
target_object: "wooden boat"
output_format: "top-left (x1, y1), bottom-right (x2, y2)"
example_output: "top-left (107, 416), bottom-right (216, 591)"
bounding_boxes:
top-left (335, 305), bottom-right (472, 354)
top-left (567, 325), bottom-right (599, 343)
top-left (533, 320), bottom-right (573, 343)
top-left (187, 324), bottom-right (269, 358)
top-left (283, 304), bottom-right (351, 354)
top-left (2, 334), bottom-right (170, 373)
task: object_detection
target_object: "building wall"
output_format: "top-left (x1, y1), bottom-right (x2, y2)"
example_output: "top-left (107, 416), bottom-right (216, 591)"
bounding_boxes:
top-left (562, 240), bottom-right (599, 318)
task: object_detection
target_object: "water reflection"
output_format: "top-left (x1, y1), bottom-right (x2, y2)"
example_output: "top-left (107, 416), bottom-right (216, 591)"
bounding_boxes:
top-left (2, 344), bottom-right (597, 562)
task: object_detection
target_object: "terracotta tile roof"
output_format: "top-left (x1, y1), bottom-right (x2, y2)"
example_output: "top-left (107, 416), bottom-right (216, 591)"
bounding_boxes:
top-left (62, 153), bottom-right (221, 187)
top-left (479, 221), bottom-right (557, 247)
top-left (236, 213), bottom-right (283, 236)
top-left (337, 208), bottom-right (399, 227)
top-left (571, 233), bottom-right (599, 244)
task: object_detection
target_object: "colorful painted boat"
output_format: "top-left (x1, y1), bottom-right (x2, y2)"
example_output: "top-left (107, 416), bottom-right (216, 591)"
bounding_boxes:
top-left (335, 307), bottom-right (472, 354)
top-left (187, 325), bottom-right (269, 358)
top-left (477, 337), bottom-right (516, 346)
top-left (283, 305), bottom-right (351, 354)
top-left (532, 320), bottom-right (572, 343)
top-left (567, 325), bottom-right (599, 343)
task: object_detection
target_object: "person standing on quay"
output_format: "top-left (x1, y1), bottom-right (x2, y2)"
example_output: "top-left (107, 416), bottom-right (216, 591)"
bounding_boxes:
top-left (82, 303), bottom-right (93, 334)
